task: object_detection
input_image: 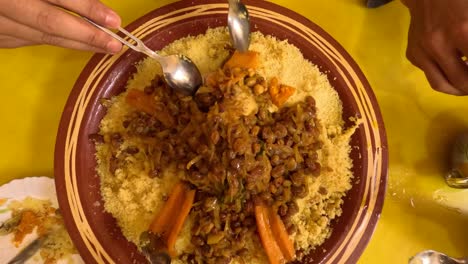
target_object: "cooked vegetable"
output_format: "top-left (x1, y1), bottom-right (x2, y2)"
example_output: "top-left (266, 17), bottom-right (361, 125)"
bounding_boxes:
top-left (125, 89), bottom-right (175, 127)
top-left (255, 205), bottom-right (286, 264)
top-left (269, 206), bottom-right (295, 261)
top-left (126, 89), bottom-right (157, 115)
top-left (224, 50), bottom-right (259, 70)
top-left (269, 77), bottom-right (296, 107)
top-left (149, 181), bottom-right (195, 256)
top-left (14, 210), bottom-right (40, 245)
top-left (167, 188), bottom-right (195, 256)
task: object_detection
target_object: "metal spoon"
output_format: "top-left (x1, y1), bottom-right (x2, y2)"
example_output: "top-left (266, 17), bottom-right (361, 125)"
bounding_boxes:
top-left (7, 236), bottom-right (46, 264)
top-left (142, 246), bottom-right (171, 264)
top-left (83, 18), bottom-right (202, 96)
top-left (139, 231), bottom-right (171, 264)
top-left (409, 250), bottom-right (468, 264)
top-left (227, 0), bottom-right (251, 52)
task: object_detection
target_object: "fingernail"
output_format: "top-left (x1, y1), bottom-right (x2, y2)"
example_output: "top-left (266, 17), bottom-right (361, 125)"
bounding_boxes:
top-left (106, 40), bottom-right (122, 54)
top-left (105, 10), bottom-right (121, 28)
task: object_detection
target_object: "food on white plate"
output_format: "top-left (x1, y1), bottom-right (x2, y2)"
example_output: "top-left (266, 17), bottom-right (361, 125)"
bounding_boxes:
top-left (0, 177), bottom-right (81, 264)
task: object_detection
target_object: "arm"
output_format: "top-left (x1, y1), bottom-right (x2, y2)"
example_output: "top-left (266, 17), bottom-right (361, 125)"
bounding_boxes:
top-left (403, 0), bottom-right (468, 95)
top-left (0, 0), bottom-right (122, 53)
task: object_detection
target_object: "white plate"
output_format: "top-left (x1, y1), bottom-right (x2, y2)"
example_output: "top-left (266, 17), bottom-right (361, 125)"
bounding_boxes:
top-left (0, 177), bottom-right (83, 264)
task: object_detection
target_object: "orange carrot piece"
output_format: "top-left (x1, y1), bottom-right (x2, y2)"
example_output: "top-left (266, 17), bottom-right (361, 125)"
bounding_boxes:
top-left (224, 51), bottom-right (259, 70)
top-left (149, 182), bottom-right (195, 257)
top-left (255, 205), bottom-right (286, 264)
top-left (149, 182), bottom-right (186, 235)
top-left (125, 89), bottom-right (157, 115)
top-left (126, 89), bottom-right (175, 127)
top-left (272, 85), bottom-right (296, 107)
top-left (166, 188), bottom-right (196, 256)
top-left (269, 209), bottom-right (295, 261)
top-left (13, 211), bottom-right (39, 246)
top-left (269, 77), bottom-right (295, 107)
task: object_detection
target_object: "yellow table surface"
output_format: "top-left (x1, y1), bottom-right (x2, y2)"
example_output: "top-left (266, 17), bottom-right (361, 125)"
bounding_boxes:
top-left (1, 0), bottom-right (467, 263)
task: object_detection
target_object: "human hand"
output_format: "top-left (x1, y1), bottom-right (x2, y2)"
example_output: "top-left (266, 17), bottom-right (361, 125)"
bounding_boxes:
top-left (403, 0), bottom-right (468, 95)
top-left (0, 0), bottom-right (123, 54)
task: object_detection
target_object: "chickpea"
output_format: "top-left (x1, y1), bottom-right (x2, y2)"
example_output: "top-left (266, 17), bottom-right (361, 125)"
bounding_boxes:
top-left (245, 77), bottom-right (257, 87)
top-left (254, 84), bottom-right (265, 95)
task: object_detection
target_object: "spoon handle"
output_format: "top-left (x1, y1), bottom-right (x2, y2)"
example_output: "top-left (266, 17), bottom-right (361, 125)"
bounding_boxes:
top-left (82, 17), bottom-right (161, 60)
top-left (7, 236), bottom-right (45, 264)
top-left (57, 5), bottom-right (161, 60)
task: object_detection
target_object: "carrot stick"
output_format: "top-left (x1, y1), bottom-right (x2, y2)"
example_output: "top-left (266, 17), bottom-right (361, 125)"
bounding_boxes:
top-left (254, 205), bottom-right (286, 264)
top-left (166, 188), bottom-right (196, 256)
top-left (149, 182), bottom-right (195, 256)
top-left (269, 209), bottom-right (295, 261)
top-left (149, 182), bottom-right (186, 235)
top-left (224, 50), bottom-right (259, 70)
top-left (125, 89), bottom-right (157, 115)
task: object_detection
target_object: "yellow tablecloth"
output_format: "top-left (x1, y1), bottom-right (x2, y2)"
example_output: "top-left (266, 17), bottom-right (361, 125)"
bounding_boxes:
top-left (1, 0), bottom-right (467, 262)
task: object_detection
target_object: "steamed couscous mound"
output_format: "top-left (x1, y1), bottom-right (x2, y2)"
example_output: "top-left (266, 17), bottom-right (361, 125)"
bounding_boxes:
top-left (96, 27), bottom-right (355, 263)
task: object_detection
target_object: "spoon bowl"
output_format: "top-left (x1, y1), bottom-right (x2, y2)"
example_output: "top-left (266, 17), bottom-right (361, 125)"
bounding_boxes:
top-left (158, 54), bottom-right (203, 96)
top-left (409, 250), bottom-right (467, 264)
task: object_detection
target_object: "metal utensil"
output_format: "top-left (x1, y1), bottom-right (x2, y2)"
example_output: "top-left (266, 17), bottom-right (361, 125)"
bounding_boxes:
top-left (446, 133), bottom-right (468, 188)
top-left (227, 0), bottom-right (251, 52)
top-left (141, 245), bottom-right (171, 264)
top-left (7, 236), bottom-right (46, 264)
top-left (83, 18), bottom-right (202, 96)
top-left (409, 250), bottom-right (468, 264)
top-left (0, 213), bottom-right (22, 235)
top-left (139, 231), bottom-right (171, 264)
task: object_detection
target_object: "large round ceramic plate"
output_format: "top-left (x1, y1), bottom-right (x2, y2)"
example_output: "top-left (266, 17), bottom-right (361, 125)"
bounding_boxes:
top-left (54, 0), bottom-right (388, 263)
